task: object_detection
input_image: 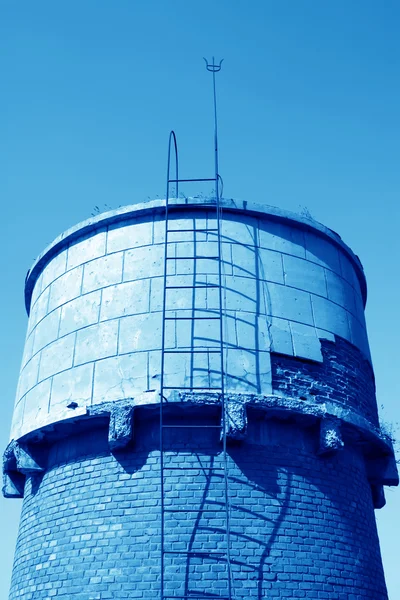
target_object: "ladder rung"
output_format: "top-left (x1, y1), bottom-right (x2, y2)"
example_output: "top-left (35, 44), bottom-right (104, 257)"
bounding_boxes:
top-left (163, 350), bottom-right (220, 354)
top-left (165, 317), bottom-right (220, 321)
top-left (167, 228), bottom-right (218, 233)
top-left (166, 256), bottom-right (219, 260)
top-left (162, 386), bottom-right (221, 390)
top-left (165, 285), bottom-right (219, 289)
top-left (162, 425), bottom-right (221, 429)
top-left (168, 178), bottom-right (215, 183)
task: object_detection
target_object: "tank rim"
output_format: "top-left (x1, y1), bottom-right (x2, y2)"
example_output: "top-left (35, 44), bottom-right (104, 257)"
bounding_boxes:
top-left (24, 197), bottom-right (367, 314)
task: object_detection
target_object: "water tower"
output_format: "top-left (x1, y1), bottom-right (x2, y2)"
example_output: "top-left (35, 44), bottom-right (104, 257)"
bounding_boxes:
top-left (3, 62), bottom-right (398, 599)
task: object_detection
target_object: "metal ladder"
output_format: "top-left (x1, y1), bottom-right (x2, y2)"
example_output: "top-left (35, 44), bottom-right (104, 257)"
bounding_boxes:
top-left (159, 129), bottom-right (232, 600)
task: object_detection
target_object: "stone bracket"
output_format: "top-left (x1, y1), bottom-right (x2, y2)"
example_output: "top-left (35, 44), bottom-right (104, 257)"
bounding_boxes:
top-left (222, 398), bottom-right (248, 441)
top-left (88, 400), bottom-right (135, 451)
top-left (366, 454), bottom-right (399, 487)
top-left (109, 404), bottom-right (135, 451)
top-left (2, 440), bottom-right (45, 499)
top-left (318, 418), bottom-right (344, 455)
top-left (3, 440), bottom-right (18, 472)
top-left (371, 484), bottom-right (386, 509)
top-left (3, 471), bottom-right (25, 498)
top-left (14, 443), bottom-right (44, 475)
top-left (3, 441), bottom-right (24, 499)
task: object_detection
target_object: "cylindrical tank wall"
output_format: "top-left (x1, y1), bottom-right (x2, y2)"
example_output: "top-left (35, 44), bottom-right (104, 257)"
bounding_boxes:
top-left (13, 201), bottom-right (371, 440)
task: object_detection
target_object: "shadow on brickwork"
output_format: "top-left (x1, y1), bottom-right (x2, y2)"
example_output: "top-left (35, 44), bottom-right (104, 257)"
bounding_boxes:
top-left (108, 410), bottom-right (292, 599)
top-left (21, 419), bottom-right (387, 598)
top-left (187, 458), bottom-right (291, 600)
top-left (30, 472), bottom-right (44, 495)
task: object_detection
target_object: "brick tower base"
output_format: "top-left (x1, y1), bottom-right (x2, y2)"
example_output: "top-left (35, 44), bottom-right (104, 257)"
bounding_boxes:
top-left (8, 406), bottom-right (388, 600)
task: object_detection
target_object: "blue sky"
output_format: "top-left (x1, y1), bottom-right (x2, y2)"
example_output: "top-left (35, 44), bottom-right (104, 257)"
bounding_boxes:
top-left (1, 0), bottom-right (399, 597)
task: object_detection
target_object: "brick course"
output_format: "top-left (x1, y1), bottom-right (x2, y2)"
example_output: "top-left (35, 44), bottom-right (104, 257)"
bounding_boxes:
top-left (271, 336), bottom-right (378, 426)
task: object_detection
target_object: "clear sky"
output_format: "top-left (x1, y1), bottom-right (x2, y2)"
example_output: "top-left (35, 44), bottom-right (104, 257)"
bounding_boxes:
top-left (0, 1), bottom-right (399, 598)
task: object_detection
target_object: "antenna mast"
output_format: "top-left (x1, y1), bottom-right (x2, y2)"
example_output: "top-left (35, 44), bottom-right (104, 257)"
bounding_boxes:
top-left (204, 57), bottom-right (224, 198)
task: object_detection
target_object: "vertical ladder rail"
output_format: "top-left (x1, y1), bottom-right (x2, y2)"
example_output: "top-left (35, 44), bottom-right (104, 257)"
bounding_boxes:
top-left (160, 130), bottom-right (178, 600)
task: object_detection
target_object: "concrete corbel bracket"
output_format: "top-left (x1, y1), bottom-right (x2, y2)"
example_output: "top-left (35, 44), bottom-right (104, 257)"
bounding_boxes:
top-left (87, 399), bottom-right (136, 451)
top-left (13, 442), bottom-right (45, 475)
top-left (371, 483), bottom-right (386, 509)
top-left (366, 454), bottom-right (399, 487)
top-left (3, 440), bottom-right (18, 472)
top-left (108, 404), bottom-right (135, 451)
top-left (318, 417), bottom-right (344, 455)
top-left (222, 397), bottom-right (248, 441)
top-left (2, 441), bottom-right (25, 499)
